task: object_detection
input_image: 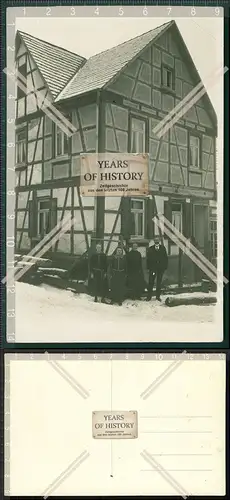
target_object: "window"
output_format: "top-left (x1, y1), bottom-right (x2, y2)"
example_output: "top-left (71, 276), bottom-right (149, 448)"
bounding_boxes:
top-left (17, 62), bottom-right (27, 99)
top-left (130, 199), bottom-right (145, 238)
top-left (210, 219), bottom-right (217, 259)
top-left (189, 135), bottom-right (200, 169)
top-left (16, 129), bottom-right (26, 164)
top-left (29, 198), bottom-right (57, 239)
top-left (162, 66), bottom-right (174, 90)
top-left (131, 118), bottom-right (146, 153)
top-left (37, 200), bottom-right (51, 237)
top-left (172, 203), bottom-right (183, 233)
top-left (55, 126), bottom-right (69, 157)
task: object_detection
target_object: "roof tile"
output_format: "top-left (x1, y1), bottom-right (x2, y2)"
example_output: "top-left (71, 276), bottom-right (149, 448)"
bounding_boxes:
top-left (17, 31), bottom-right (86, 98)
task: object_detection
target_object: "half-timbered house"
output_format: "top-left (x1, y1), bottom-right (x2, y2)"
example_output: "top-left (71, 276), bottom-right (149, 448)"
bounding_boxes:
top-left (14, 20), bottom-right (218, 284)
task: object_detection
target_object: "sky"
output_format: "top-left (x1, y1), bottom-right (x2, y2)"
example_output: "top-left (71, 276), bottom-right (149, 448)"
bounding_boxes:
top-left (13, 9), bottom-right (224, 115)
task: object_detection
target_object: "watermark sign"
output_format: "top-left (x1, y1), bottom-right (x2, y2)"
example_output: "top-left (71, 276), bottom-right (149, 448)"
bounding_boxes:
top-left (80, 153), bottom-right (149, 197)
top-left (92, 410), bottom-right (138, 439)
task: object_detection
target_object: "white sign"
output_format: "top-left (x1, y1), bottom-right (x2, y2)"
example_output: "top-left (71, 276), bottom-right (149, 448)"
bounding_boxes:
top-left (92, 410), bottom-right (138, 439)
top-left (80, 153), bottom-right (149, 197)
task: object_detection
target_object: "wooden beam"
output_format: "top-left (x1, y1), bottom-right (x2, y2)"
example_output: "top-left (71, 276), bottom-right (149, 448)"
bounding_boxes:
top-left (95, 91), bottom-right (105, 244)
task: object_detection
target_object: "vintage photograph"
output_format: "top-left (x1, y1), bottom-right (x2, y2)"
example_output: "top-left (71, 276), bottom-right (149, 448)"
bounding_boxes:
top-left (7, 6), bottom-right (224, 342)
top-left (5, 352), bottom-right (226, 496)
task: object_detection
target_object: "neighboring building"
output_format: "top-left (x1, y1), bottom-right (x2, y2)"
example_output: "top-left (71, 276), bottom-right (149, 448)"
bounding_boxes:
top-left (14, 20), bottom-right (217, 284)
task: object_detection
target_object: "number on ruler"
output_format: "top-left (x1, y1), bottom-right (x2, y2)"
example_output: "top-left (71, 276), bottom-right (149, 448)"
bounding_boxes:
top-left (7, 310), bottom-right (15, 317)
top-left (7, 237), bottom-right (15, 247)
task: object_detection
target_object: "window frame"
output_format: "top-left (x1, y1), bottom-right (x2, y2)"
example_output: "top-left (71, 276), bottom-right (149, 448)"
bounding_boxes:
top-left (37, 198), bottom-right (52, 238)
top-left (16, 127), bottom-right (27, 166)
top-left (210, 217), bottom-right (217, 259)
top-left (129, 116), bottom-right (148, 154)
top-left (161, 64), bottom-right (175, 92)
top-left (189, 132), bottom-right (201, 170)
top-left (171, 202), bottom-right (183, 234)
top-left (130, 198), bottom-right (145, 239)
top-left (55, 126), bottom-right (69, 158)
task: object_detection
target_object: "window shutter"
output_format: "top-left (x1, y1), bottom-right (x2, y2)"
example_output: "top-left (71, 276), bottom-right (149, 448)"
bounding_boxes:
top-left (50, 198), bottom-right (57, 230)
top-left (121, 198), bottom-right (131, 240)
top-left (183, 202), bottom-right (192, 239)
top-left (164, 200), bottom-right (172, 238)
top-left (28, 199), bottom-right (37, 238)
top-left (146, 198), bottom-right (154, 239)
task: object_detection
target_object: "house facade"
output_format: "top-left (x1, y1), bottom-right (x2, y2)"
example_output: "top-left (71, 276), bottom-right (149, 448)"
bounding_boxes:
top-left (14, 21), bottom-right (218, 284)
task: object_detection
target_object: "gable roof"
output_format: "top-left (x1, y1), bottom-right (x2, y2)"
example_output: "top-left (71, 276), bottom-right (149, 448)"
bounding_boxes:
top-left (15, 21), bottom-right (217, 128)
top-left (56, 21), bottom-right (172, 102)
top-left (16, 31), bottom-right (86, 99)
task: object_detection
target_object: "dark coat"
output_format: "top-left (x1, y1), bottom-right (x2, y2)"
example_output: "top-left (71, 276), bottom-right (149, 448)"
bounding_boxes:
top-left (147, 245), bottom-right (168, 273)
top-left (89, 252), bottom-right (107, 297)
top-left (90, 252), bottom-right (107, 273)
top-left (110, 255), bottom-right (127, 302)
top-left (126, 250), bottom-right (145, 296)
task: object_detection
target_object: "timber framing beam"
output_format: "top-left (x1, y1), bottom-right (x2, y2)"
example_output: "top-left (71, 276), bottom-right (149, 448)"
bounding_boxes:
top-left (95, 91), bottom-right (105, 244)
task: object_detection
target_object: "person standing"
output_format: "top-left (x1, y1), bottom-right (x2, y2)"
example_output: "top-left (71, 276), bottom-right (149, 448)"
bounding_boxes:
top-left (146, 237), bottom-right (168, 301)
top-left (127, 243), bottom-right (145, 300)
top-left (110, 247), bottom-right (127, 306)
top-left (90, 242), bottom-right (107, 303)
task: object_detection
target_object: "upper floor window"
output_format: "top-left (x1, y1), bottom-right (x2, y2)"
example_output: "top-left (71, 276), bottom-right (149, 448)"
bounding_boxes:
top-left (55, 126), bottom-right (69, 157)
top-left (130, 199), bottom-right (145, 238)
top-left (131, 118), bottom-right (146, 153)
top-left (16, 128), bottom-right (26, 165)
top-left (162, 66), bottom-right (174, 90)
top-left (189, 135), bottom-right (200, 169)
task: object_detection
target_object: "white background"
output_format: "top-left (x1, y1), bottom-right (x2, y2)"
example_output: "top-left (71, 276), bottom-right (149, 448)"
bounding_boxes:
top-left (6, 354), bottom-right (226, 496)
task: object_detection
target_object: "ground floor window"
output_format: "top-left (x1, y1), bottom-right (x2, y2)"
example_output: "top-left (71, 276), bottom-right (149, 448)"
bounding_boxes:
top-left (171, 203), bottom-right (183, 233)
top-left (210, 218), bottom-right (217, 258)
top-left (38, 200), bottom-right (51, 237)
top-left (130, 199), bottom-right (145, 238)
top-left (28, 197), bottom-right (57, 239)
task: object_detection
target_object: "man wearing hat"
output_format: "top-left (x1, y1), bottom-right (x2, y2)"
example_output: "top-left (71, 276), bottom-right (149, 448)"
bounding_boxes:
top-left (146, 237), bottom-right (168, 301)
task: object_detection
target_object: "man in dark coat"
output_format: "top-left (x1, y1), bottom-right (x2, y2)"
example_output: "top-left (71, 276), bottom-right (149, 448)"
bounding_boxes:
top-left (110, 247), bottom-right (127, 306)
top-left (127, 243), bottom-right (145, 300)
top-left (146, 237), bottom-right (168, 301)
top-left (89, 243), bottom-right (107, 303)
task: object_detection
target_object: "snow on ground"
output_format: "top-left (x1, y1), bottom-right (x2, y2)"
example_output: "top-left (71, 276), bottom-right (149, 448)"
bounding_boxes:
top-left (15, 282), bottom-right (222, 343)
